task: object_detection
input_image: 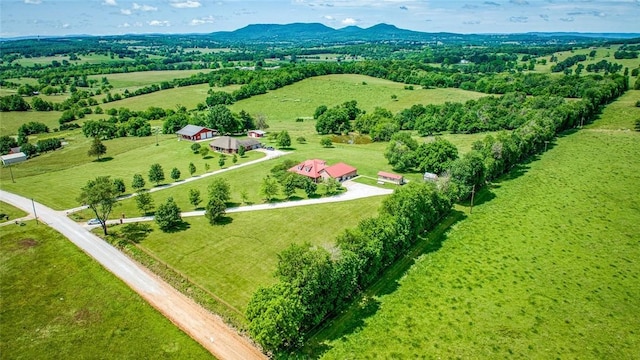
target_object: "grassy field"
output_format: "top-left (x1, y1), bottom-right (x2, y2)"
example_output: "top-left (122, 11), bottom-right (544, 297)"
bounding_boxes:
top-left (314, 91), bottom-right (640, 359)
top-left (0, 221), bottom-right (212, 359)
top-left (229, 74), bottom-right (486, 133)
top-left (123, 196), bottom-right (385, 314)
top-left (534, 45), bottom-right (640, 75)
top-left (0, 201), bottom-right (28, 220)
top-left (88, 70), bottom-right (213, 89)
top-left (0, 133), bottom-right (266, 210)
top-left (12, 53), bottom-right (135, 67)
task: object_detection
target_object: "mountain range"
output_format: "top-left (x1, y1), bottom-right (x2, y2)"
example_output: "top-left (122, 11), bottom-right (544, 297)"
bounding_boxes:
top-left (208, 23), bottom-right (640, 44)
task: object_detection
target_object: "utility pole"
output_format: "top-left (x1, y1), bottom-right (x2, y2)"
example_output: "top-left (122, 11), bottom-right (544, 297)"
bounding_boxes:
top-left (544, 140), bottom-right (549, 152)
top-left (469, 184), bottom-right (476, 214)
top-left (31, 198), bottom-right (38, 225)
top-left (8, 164), bottom-right (15, 183)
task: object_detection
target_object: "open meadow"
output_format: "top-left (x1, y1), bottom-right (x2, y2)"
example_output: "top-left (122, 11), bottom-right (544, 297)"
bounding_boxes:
top-left (0, 201), bottom-right (27, 220)
top-left (313, 91), bottom-right (640, 359)
top-left (115, 196), bottom-right (384, 316)
top-left (229, 74), bottom-right (486, 134)
top-left (0, 221), bottom-right (211, 359)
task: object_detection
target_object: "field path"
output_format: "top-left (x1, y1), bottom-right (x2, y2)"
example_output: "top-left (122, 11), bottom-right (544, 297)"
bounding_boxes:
top-left (89, 180), bottom-right (394, 227)
top-left (0, 189), bottom-right (266, 360)
top-left (65, 148), bottom-right (290, 214)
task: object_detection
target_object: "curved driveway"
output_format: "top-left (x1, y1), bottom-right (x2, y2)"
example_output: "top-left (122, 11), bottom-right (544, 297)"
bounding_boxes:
top-left (0, 189), bottom-right (266, 360)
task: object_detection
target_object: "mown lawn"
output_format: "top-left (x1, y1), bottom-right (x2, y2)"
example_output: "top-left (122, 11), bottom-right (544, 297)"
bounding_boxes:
top-left (315, 93), bottom-right (640, 358)
top-left (0, 201), bottom-right (28, 220)
top-left (114, 196), bottom-right (385, 314)
top-left (0, 133), bottom-right (263, 210)
top-left (0, 221), bottom-right (212, 359)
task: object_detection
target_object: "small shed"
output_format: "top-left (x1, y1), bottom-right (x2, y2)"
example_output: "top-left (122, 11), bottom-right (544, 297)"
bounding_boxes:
top-left (424, 172), bottom-right (439, 182)
top-left (1, 152), bottom-right (27, 165)
top-left (377, 171), bottom-right (404, 185)
top-left (248, 130), bottom-right (266, 138)
top-left (176, 125), bottom-right (218, 141)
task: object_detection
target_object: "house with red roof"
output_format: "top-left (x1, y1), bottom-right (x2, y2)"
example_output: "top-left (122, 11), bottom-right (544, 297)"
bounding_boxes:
top-left (289, 159), bottom-right (357, 183)
top-left (320, 163), bottom-right (358, 182)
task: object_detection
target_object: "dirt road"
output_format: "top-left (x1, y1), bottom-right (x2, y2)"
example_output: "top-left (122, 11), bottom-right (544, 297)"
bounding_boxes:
top-left (0, 190), bottom-right (266, 360)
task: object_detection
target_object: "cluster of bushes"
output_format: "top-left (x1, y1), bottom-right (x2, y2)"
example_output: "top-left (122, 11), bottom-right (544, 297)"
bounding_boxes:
top-left (0, 94), bottom-right (30, 111)
top-left (246, 182), bottom-right (452, 352)
top-left (551, 54), bottom-right (587, 73)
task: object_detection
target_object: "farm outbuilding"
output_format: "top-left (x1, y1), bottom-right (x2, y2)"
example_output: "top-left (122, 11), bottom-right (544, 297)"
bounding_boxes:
top-left (209, 136), bottom-right (261, 154)
top-left (176, 125), bottom-right (218, 141)
top-left (377, 171), bottom-right (404, 185)
top-left (1, 152), bottom-right (27, 165)
top-left (248, 130), bottom-right (266, 138)
top-left (424, 172), bottom-right (439, 182)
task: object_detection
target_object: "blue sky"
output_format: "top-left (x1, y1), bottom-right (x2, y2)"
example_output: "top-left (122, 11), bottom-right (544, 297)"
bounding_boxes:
top-left (1, 0), bottom-right (639, 37)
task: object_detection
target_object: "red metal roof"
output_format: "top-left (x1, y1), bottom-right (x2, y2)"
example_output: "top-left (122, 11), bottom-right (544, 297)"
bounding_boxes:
top-left (323, 163), bottom-right (357, 178)
top-left (377, 171), bottom-right (403, 180)
top-left (288, 159), bottom-right (327, 179)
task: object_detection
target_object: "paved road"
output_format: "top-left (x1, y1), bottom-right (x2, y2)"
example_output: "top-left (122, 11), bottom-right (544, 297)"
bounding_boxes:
top-left (0, 190), bottom-right (266, 360)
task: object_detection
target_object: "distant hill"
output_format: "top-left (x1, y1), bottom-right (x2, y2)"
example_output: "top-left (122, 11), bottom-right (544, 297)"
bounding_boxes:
top-left (209, 23), bottom-right (640, 44)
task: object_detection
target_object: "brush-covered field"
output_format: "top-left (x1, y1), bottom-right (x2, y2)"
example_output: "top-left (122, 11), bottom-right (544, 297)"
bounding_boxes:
top-left (313, 91), bottom-right (640, 359)
top-left (0, 221), bottom-right (211, 359)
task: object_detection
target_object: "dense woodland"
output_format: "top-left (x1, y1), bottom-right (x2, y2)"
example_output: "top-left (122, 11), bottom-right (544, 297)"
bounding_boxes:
top-left (1, 31), bottom-right (638, 355)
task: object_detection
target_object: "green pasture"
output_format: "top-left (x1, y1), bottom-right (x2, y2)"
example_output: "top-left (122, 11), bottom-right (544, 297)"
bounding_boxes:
top-left (117, 196), bottom-right (384, 314)
top-left (316, 94), bottom-right (640, 358)
top-left (586, 89), bottom-right (640, 130)
top-left (534, 44), bottom-right (640, 74)
top-left (99, 84), bottom-right (241, 112)
top-left (88, 70), bottom-right (213, 89)
top-left (229, 74), bottom-right (485, 132)
top-left (0, 221), bottom-right (211, 359)
top-left (12, 53), bottom-right (135, 67)
top-left (0, 134), bottom-right (259, 210)
top-left (0, 110), bottom-right (85, 136)
top-left (0, 201), bottom-right (28, 220)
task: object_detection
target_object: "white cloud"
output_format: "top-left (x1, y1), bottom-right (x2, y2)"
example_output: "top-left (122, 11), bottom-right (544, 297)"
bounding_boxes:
top-left (24, 0), bottom-right (42, 4)
top-left (102, 0), bottom-right (117, 6)
top-left (62, 23), bottom-right (70, 28)
top-left (120, 9), bottom-right (132, 15)
top-left (324, 15), bottom-right (335, 20)
top-left (119, 22), bottom-right (143, 28)
top-left (170, 0), bottom-right (201, 8)
top-left (341, 17), bottom-right (358, 25)
top-left (190, 16), bottom-right (217, 25)
top-left (133, 3), bottom-right (158, 11)
top-left (148, 20), bottom-right (171, 26)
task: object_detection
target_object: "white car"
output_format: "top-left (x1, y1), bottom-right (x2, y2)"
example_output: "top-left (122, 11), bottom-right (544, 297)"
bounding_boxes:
top-left (87, 218), bottom-right (102, 225)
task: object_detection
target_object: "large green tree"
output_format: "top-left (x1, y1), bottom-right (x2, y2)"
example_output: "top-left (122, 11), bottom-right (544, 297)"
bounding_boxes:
top-left (154, 197), bottom-right (182, 232)
top-left (208, 177), bottom-right (231, 203)
top-left (277, 130), bottom-right (291, 148)
top-left (88, 137), bottom-right (107, 160)
top-left (384, 132), bottom-right (419, 172)
top-left (315, 107), bottom-right (350, 135)
top-left (205, 196), bottom-right (226, 225)
top-left (415, 137), bottom-right (459, 174)
top-left (148, 163), bottom-right (165, 186)
top-left (131, 173), bottom-right (145, 191)
top-left (77, 176), bottom-right (119, 235)
top-left (206, 105), bottom-right (240, 134)
top-left (135, 189), bottom-right (154, 215)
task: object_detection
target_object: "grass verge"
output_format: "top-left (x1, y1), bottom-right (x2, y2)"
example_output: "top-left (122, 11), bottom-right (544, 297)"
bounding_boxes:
top-left (0, 221), bottom-right (212, 359)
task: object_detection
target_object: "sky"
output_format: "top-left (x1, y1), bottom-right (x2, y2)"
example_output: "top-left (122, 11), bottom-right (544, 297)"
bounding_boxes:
top-left (1, 0), bottom-right (639, 38)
